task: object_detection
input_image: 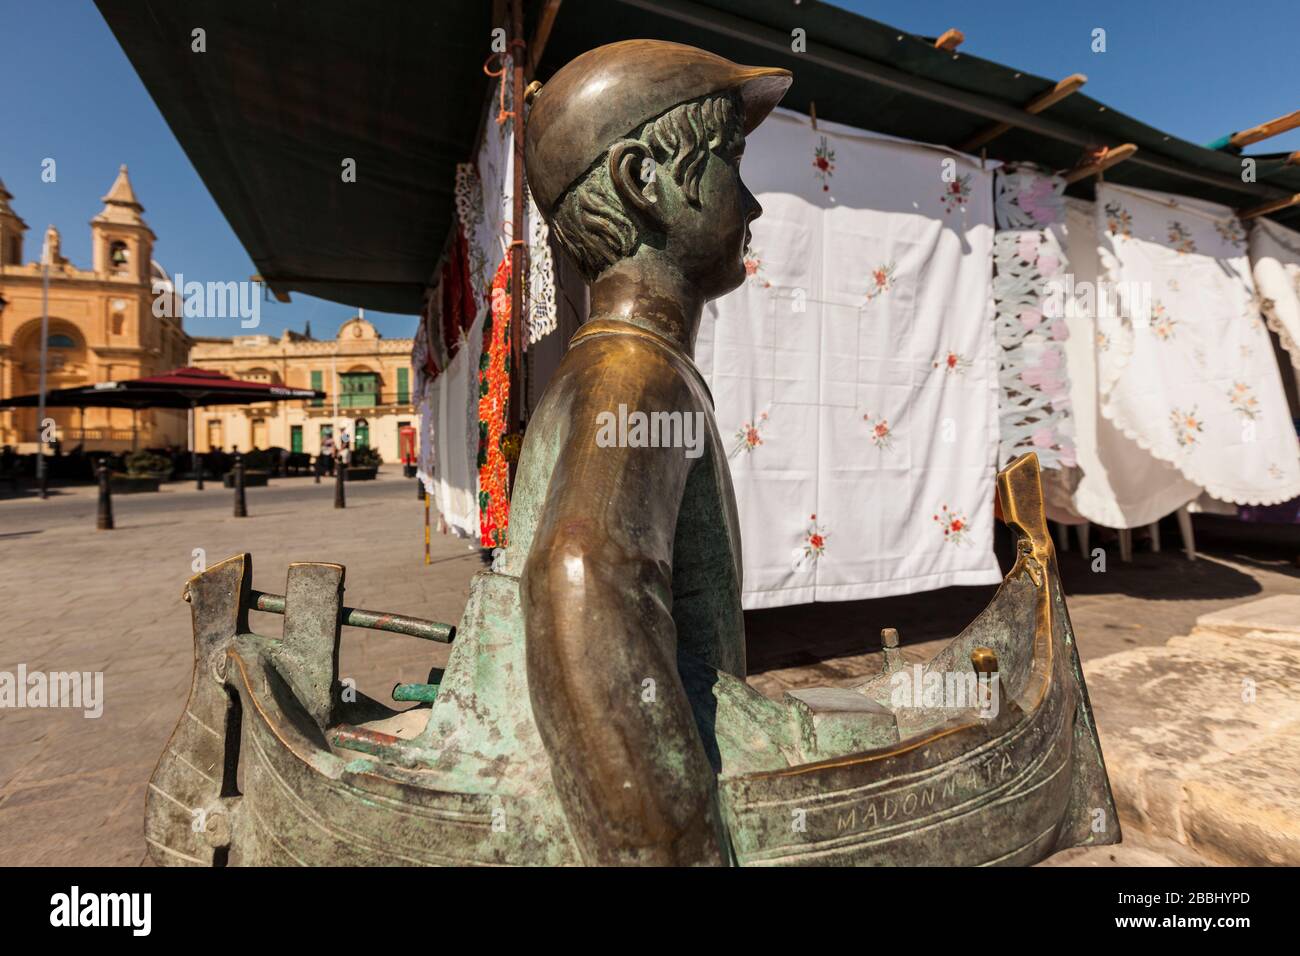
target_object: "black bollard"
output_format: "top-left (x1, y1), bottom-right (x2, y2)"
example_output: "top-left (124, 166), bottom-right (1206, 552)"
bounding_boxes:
top-left (314, 454), bottom-right (322, 484)
top-left (193, 450), bottom-right (204, 491)
top-left (233, 452), bottom-right (248, 518)
top-left (96, 460), bottom-right (114, 531)
top-left (334, 456), bottom-right (346, 509)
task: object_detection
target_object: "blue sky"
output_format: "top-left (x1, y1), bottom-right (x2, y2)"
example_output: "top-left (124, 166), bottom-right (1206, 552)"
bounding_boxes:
top-left (2, 0), bottom-right (1297, 342)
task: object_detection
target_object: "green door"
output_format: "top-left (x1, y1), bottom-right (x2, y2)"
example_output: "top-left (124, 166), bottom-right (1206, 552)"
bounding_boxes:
top-left (290, 425), bottom-right (303, 453)
top-left (355, 418), bottom-right (370, 450)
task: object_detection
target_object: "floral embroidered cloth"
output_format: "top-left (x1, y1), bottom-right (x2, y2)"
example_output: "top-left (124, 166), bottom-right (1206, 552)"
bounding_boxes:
top-left (477, 258), bottom-right (513, 548)
top-left (992, 166), bottom-right (1075, 470)
top-left (1095, 184), bottom-right (1300, 505)
top-left (1250, 216), bottom-right (1300, 375)
top-left (696, 107), bottom-right (1001, 608)
top-left (1052, 199), bottom-right (1200, 528)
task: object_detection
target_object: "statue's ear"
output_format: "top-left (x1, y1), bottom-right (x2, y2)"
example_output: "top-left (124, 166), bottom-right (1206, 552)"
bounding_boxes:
top-left (608, 140), bottom-right (664, 226)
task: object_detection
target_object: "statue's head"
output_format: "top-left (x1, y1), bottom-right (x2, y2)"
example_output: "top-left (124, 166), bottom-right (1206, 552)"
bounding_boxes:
top-left (526, 40), bottom-right (791, 300)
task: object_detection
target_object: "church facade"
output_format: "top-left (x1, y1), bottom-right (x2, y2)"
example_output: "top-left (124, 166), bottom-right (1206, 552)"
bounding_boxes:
top-left (0, 167), bottom-right (191, 451)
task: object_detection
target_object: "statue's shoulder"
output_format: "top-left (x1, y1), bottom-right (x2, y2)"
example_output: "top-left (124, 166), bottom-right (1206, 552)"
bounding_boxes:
top-left (554, 320), bottom-right (710, 410)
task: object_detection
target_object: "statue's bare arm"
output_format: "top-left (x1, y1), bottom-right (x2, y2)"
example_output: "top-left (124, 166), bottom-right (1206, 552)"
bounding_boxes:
top-left (520, 369), bottom-right (726, 865)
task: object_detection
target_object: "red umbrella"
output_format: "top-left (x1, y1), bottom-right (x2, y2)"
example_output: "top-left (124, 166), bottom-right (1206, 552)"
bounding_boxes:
top-left (3, 366), bottom-right (324, 408)
top-left (130, 367), bottom-right (324, 404)
top-left (3, 367), bottom-right (325, 487)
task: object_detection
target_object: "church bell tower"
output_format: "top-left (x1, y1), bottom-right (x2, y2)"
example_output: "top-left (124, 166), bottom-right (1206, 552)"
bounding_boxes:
top-left (0, 176), bottom-right (28, 266)
top-left (91, 164), bottom-right (154, 283)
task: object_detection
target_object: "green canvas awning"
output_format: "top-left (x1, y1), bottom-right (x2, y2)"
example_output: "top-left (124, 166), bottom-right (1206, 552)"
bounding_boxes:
top-left (538, 0), bottom-right (1300, 219)
top-left (96, 0), bottom-right (494, 314)
top-left (96, 0), bottom-right (1300, 315)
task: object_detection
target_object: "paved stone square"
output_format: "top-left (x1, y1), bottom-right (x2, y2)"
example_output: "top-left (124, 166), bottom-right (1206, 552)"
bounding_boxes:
top-left (2, 468), bottom-right (1297, 865)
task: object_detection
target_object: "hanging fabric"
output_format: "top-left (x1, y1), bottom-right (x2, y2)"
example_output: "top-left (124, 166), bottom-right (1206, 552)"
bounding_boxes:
top-left (526, 185), bottom-right (558, 345)
top-left (991, 166), bottom-right (1076, 471)
top-left (418, 52), bottom-right (560, 539)
top-left (696, 107), bottom-right (1001, 608)
top-left (477, 257), bottom-right (513, 548)
top-left (416, 369), bottom-right (438, 497)
top-left (1095, 183), bottom-right (1300, 505)
top-left (1053, 198), bottom-right (1200, 527)
top-left (1250, 216), bottom-right (1300, 374)
top-left (423, 276), bottom-right (449, 377)
top-left (429, 303), bottom-right (487, 538)
top-left (455, 53), bottom-right (558, 351)
top-left (414, 279), bottom-right (444, 397)
top-left (441, 226), bottom-right (478, 359)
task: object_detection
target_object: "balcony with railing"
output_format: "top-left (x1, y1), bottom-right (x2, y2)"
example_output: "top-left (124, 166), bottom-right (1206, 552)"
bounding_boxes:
top-left (302, 389), bottom-right (416, 413)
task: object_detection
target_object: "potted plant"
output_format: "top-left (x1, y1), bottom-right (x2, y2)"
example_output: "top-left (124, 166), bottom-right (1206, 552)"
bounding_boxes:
top-left (111, 450), bottom-right (170, 493)
top-left (347, 446), bottom-right (382, 480)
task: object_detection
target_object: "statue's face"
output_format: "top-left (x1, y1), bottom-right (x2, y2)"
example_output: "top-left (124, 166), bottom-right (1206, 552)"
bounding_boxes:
top-left (662, 133), bottom-right (761, 300)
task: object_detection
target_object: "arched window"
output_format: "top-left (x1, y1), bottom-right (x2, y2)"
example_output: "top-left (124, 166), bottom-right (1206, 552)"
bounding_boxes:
top-left (109, 241), bottom-right (129, 270)
top-left (47, 333), bottom-right (76, 348)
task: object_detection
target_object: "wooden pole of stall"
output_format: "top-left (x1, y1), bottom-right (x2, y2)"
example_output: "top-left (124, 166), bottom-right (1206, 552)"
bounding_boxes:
top-left (508, 0), bottom-right (527, 481)
top-left (528, 0), bottom-right (563, 75)
top-left (958, 74), bottom-right (1087, 153)
top-left (933, 29), bottom-right (964, 52)
top-left (424, 485), bottom-right (432, 565)
top-left (504, 0), bottom-right (530, 502)
top-left (1062, 143), bottom-right (1138, 185)
top-left (1208, 109), bottom-right (1300, 151)
top-left (1239, 192), bottom-right (1300, 221)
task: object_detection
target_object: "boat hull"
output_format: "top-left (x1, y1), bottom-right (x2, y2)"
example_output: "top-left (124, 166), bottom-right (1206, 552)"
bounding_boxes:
top-left (144, 453), bottom-right (1118, 865)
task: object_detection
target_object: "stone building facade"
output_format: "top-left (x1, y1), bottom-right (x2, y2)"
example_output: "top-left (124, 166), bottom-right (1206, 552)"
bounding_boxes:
top-left (0, 167), bottom-right (190, 451)
top-left (189, 315), bottom-right (417, 460)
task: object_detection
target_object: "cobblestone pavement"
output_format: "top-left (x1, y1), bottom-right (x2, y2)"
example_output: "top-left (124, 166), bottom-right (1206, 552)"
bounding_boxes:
top-left (2, 469), bottom-right (1297, 865)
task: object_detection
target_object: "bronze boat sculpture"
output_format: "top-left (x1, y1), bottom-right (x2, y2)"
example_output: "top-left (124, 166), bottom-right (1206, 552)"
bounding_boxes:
top-left (144, 452), bottom-right (1118, 866)
top-left (144, 39), bottom-right (1118, 865)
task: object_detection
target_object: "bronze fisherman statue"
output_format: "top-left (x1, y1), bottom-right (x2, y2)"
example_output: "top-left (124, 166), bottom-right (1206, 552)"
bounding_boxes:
top-left (517, 40), bottom-right (792, 864)
top-left (147, 40), bottom-right (1117, 869)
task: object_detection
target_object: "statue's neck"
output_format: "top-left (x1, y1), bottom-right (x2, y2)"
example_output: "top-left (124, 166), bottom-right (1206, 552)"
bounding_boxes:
top-left (587, 258), bottom-right (704, 354)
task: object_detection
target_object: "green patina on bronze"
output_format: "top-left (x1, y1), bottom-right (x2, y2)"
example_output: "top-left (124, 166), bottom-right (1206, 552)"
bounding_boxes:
top-left (143, 39), bottom-right (1118, 867)
top-left (392, 683), bottom-right (441, 704)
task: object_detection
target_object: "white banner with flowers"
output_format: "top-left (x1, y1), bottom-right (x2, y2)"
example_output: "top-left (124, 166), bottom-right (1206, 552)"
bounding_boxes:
top-left (1052, 199), bottom-right (1200, 528)
top-left (696, 107), bottom-right (1001, 608)
top-left (1094, 183), bottom-right (1300, 505)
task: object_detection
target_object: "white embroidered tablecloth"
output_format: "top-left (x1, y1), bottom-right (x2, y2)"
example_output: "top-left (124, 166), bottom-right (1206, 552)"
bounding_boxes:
top-left (1095, 184), bottom-right (1300, 505)
top-left (1053, 199), bottom-right (1200, 527)
top-left (1250, 216), bottom-right (1300, 374)
top-left (696, 107), bottom-right (1001, 609)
